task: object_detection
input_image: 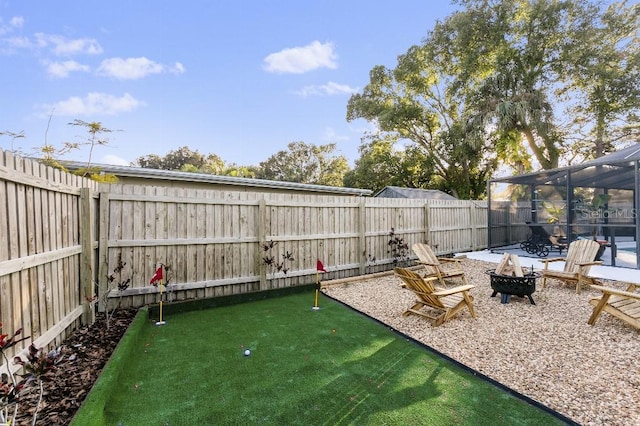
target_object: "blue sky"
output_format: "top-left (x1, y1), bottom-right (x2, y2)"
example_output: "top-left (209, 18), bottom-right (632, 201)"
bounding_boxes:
top-left (0, 1), bottom-right (457, 167)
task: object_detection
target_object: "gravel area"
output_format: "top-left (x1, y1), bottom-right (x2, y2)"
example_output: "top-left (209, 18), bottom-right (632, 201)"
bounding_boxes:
top-left (322, 258), bottom-right (639, 426)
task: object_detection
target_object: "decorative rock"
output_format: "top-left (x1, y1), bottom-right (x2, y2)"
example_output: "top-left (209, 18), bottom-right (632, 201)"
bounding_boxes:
top-left (323, 258), bottom-right (640, 426)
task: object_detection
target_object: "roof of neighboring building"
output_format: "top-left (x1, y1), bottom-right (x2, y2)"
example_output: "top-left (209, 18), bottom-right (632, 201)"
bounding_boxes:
top-left (374, 186), bottom-right (457, 200)
top-left (60, 161), bottom-right (373, 196)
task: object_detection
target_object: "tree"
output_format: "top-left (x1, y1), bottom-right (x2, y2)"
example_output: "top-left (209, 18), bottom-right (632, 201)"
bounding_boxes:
top-left (435, 0), bottom-right (640, 168)
top-left (256, 141), bottom-right (349, 186)
top-left (346, 41), bottom-right (496, 198)
top-left (66, 120), bottom-right (115, 169)
top-left (430, 0), bottom-right (578, 170)
top-left (223, 164), bottom-right (259, 178)
top-left (135, 146), bottom-right (266, 178)
top-left (136, 147), bottom-right (227, 174)
top-left (135, 146), bottom-right (215, 171)
top-left (558, 0), bottom-right (640, 159)
top-left (37, 119), bottom-right (119, 183)
top-left (343, 135), bottom-right (432, 193)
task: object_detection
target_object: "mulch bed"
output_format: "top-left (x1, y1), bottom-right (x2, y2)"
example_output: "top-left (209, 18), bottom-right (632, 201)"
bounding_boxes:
top-left (13, 308), bottom-right (137, 426)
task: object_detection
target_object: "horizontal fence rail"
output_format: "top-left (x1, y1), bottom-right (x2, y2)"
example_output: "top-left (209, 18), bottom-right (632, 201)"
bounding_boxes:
top-left (0, 147), bottom-right (489, 374)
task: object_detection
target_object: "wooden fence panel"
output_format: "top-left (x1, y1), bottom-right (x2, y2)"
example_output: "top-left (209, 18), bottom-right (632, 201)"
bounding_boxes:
top-left (0, 150), bottom-right (98, 375)
top-left (489, 201), bottom-right (529, 248)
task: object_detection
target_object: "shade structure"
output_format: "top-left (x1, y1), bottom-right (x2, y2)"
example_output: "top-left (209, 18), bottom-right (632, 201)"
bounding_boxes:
top-left (488, 143), bottom-right (640, 269)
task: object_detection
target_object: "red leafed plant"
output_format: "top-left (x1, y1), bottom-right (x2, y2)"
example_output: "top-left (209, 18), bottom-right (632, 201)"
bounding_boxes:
top-left (0, 323), bottom-right (30, 426)
top-left (0, 323), bottom-right (63, 426)
top-left (14, 344), bottom-right (63, 426)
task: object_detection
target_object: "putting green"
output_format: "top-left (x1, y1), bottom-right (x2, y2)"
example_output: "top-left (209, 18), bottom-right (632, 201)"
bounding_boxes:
top-left (72, 291), bottom-right (571, 425)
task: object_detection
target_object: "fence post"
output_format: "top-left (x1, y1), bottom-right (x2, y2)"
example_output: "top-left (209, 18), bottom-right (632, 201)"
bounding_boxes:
top-left (358, 200), bottom-right (366, 275)
top-left (424, 201), bottom-right (431, 245)
top-left (258, 198), bottom-right (267, 290)
top-left (97, 191), bottom-right (110, 312)
top-left (470, 202), bottom-right (477, 251)
top-left (505, 202), bottom-right (512, 246)
top-left (79, 187), bottom-right (95, 324)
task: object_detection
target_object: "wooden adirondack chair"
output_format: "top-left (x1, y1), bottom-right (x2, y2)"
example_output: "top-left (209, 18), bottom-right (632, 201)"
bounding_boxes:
top-left (587, 283), bottom-right (640, 330)
top-left (541, 239), bottom-right (602, 294)
top-left (394, 267), bottom-right (476, 326)
top-left (411, 243), bottom-right (467, 287)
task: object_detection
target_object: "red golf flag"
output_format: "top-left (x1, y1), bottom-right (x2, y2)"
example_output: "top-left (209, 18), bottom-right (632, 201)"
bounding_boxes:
top-left (316, 259), bottom-right (327, 273)
top-left (150, 266), bottom-right (163, 285)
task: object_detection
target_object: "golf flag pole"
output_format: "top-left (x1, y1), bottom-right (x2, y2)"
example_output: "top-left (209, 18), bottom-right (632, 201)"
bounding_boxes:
top-left (313, 259), bottom-right (327, 310)
top-left (150, 264), bottom-right (166, 325)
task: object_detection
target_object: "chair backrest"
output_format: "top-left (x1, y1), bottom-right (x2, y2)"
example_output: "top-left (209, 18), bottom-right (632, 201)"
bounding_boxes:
top-left (411, 243), bottom-right (440, 276)
top-left (564, 239), bottom-right (601, 273)
top-left (528, 224), bottom-right (551, 238)
top-left (394, 267), bottom-right (444, 309)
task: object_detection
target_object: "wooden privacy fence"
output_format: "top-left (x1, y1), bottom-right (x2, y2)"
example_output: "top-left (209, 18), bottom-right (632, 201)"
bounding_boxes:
top-left (101, 184), bottom-right (488, 307)
top-left (1, 149), bottom-right (488, 371)
top-left (0, 151), bottom-right (98, 373)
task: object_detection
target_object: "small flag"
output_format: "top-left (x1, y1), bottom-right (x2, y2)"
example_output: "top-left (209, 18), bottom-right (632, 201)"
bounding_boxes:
top-left (150, 266), bottom-right (163, 285)
top-left (313, 259), bottom-right (326, 310)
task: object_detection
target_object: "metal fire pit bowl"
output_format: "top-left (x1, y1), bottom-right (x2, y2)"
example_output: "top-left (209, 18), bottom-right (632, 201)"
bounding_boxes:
top-left (486, 269), bottom-right (540, 305)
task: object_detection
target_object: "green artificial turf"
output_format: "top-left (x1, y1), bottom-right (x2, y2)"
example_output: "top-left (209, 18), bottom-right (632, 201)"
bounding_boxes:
top-left (73, 292), bottom-right (570, 425)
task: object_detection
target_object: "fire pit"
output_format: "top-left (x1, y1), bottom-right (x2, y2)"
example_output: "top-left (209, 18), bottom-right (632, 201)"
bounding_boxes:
top-left (486, 269), bottom-right (540, 305)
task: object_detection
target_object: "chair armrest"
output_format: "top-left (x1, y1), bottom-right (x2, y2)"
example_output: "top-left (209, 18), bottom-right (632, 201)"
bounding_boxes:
top-left (416, 260), bottom-right (438, 266)
top-left (576, 260), bottom-right (603, 267)
top-left (542, 257), bottom-right (565, 264)
top-left (590, 285), bottom-right (640, 300)
top-left (432, 285), bottom-right (475, 296)
top-left (438, 257), bottom-right (463, 263)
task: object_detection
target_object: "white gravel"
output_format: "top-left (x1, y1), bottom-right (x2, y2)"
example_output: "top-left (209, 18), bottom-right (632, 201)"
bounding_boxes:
top-left (322, 258), bottom-right (640, 426)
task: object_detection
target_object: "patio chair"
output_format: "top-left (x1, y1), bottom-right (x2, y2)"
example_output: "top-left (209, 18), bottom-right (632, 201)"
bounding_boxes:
top-left (411, 243), bottom-right (468, 287)
top-left (520, 224), bottom-right (569, 256)
top-left (541, 239), bottom-right (603, 294)
top-left (548, 235), bottom-right (568, 256)
top-left (587, 283), bottom-right (640, 330)
top-left (394, 267), bottom-right (476, 326)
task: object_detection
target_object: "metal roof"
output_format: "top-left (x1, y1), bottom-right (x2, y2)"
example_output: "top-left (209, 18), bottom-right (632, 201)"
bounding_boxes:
top-left (374, 186), bottom-right (458, 200)
top-left (490, 143), bottom-right (640, 191)
top-left (59, 161), bottom-right (373, 196)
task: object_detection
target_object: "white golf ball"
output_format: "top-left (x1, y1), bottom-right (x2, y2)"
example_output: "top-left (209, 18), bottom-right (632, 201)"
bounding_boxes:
top-left (244, 349), bottom-right (251, 356)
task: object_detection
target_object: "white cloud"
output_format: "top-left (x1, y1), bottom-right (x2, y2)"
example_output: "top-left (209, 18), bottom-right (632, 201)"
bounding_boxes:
top-left (38, 92), bottom-right (144, 117)
top-left (9, 17), bottom-right (24, 28)
top-left (171, 62), bottom-right (186, 74)
top-left (323, 127), bottom-right (349, 142)
top-left (1, 35), bottom-right (31, 53)
top-left (100, 154), bottom-right (130, 166)
top-left (294, 81), bottom-right (358, 97)
top-left (0, 16), bottom-right (23, 35)
top-left (263, 41), bottom-right (337, 74)
top-left (34, 33), bottom-right (103, 56)
top-left (46, 60), bottom-right (90, 78)
top-left (97, 57), bottom-right (185, 79)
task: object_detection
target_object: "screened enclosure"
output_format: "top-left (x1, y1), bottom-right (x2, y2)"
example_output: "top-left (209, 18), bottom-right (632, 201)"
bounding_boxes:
top-left (488, 143), bottom-right (640, 269)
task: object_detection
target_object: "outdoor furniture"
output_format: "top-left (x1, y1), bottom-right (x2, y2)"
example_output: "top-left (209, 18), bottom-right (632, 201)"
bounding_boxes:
top-left (411, 243), bottom-right (468, 287)
top-left (587, 283), bottom-right (640, 330)
top-left (487, 254), bottom-right (539, 304)
top-left (548, 235), bottom-right (568, 256)
top-left (520, 224), bottom-right (554, 257)
top-left (541, 239), bottom-right (602, 294)
top-left (394, 267), bottom-right (476, 326)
